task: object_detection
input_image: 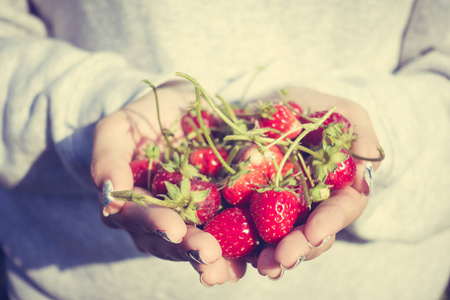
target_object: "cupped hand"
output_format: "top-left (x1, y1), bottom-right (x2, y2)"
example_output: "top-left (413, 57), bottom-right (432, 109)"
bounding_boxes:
top-left (90, 85), bottom-right (246, 286)
top-left (255, 86), bottom-right (382, 279)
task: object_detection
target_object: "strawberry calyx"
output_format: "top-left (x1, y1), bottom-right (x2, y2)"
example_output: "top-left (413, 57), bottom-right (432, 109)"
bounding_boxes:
top-left (310, 145), bottom-right (349, 183)
top-left (160, 150), bottom-right (207, 181)
top-left (111, 177), bottom-right (211, 225)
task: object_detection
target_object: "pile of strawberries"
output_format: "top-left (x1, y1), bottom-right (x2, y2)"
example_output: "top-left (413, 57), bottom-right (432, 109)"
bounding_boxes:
top-left (111, 73), bottom-right (383, 260)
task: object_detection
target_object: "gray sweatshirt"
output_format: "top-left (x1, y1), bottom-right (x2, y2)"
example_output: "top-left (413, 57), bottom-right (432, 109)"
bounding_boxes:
top-left (0, 0), bottom-right (449, 299)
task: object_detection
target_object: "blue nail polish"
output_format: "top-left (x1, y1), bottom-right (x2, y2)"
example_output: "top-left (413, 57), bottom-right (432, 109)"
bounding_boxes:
top-left (156, 230), bottom-right (172, 243)
top-left (102, 180), bottom-right (114, 217)
top-left (187, 250), bottom-right (206, 265)
top-left (364, 162), bottom-right (374, 193)
top-left (187, 250), bottom-right (207, 265)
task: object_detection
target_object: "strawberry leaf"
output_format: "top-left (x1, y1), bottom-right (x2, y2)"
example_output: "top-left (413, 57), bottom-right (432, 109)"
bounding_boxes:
top-left (165, 181), bottom-right (183, 202)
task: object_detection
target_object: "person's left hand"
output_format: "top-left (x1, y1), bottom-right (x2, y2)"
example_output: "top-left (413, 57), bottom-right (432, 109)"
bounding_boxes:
top-left (254, 86), bottom-right (382, 279)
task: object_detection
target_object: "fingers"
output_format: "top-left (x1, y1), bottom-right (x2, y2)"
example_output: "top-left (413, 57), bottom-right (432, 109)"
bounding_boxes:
top-left (258, 229), bottom-right (336, 279)
top-left (257, 186), bottom-right (366, 277)
top-left (104, 201), bottom-right (188, 243)
top-left (194, 257), bottom-right (247, 287)
top-left (304, 187), bottom-right (367, 246)
top-left (180, 226), bottom-right (222, 265)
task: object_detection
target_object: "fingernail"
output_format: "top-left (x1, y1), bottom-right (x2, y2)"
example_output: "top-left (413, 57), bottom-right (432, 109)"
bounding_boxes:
top-left (199, 273), bottom-right (213, 288)
top-left (363, 162), bottom-right (374, 195)
top-left (187, 250), bottom-right (207, 265)
top-left (307, 235), bottom-right (331, 249)
top-left (268, 269), bottom-right (284, 281)
top-left (283, 255), bottom-right (306, 271)
top-left (102, 180), bottom-right (114, 217)
top-left (156, 230), bottom-right (172, 242)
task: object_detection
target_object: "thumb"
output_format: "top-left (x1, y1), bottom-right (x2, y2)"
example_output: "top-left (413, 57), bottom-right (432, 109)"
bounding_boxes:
top-left (91, 117), bottom-right (136, 216)
top-left (92, 153), bottom-right (134, 216)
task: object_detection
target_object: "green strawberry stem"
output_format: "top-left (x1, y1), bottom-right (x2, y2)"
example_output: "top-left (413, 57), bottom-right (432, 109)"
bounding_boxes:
top-left (216, 94), bottom-right (239, 123)
top-left (111, 190), bottom-right (186, 209)
top-left (297, 152), bottom-right (315, 188)
top-left (143, 144), bottom-right (160, 192)
top-left (223, 145), bottom-right (241, 176)
top-left (184, 116), bottom-right (207, 145)
top-left (348, 146), bottom-right (385, 162)
top-left (224, 135), bottom-right (318, 158)
top-left (194, 87), bottom-right (237, 175)
top-left (274, 106), bottom-right (337, 186)
top-left (142, 80), bottom-right (175, 153)
top-left (176, 72), bottom-right (246, 135)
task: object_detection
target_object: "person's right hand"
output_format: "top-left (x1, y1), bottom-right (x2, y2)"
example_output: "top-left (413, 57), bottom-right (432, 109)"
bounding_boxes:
top-left (90, 85), bottom-right (247, 286)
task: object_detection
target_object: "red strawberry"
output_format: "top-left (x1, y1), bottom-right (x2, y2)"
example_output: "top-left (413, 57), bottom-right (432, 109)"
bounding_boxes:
top-left (188, 178), bottom-right (221, 224)
top-left (239, 144), bottom-right (284, 178)
top-left (203, 207), bottom-right (259, 259)
top-left (310, 147), bottom-right (356, 190)
top-left (181, 110), bottom-right (221, 138)
top-left (151, 167), bottom-right (183, 196)
top-left (130, 160), bottom-right (158, 189)
top-left (258, 104), bottom-right (303, 139)
top-left (189, 147), bottom-right (228, 177)
top-left (291, 184), bottom-right (310, 225)
top-left (151, 151), bottom-right (205, 196)
top-left (233, 107), bottom-right (254, 122)
top-left (301, 111), bottom-right (351, 148)
top-left (112, 177), bottom-right (220, 225)
top-left (222, 168), bottom-right (267, 206)
top-left (288, 101), bottom-right (303, 120)
top-left (249, 189), bottom-right (299, 244)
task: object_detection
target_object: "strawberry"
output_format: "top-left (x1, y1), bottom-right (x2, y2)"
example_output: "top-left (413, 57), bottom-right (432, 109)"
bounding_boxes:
top-left (203, 207), bottom-right (259, 259)
top-left (249, 188), bottom-right (299, 244)
top-left (181, 110), bottom-right (221, 139)
top-left (151, 167), bottom-right (183, 197)
top-left (239, 144), bottom-right (284, 178)
top-left (288, 101), bottom-right (303, 120)
top-left (257, 103), bottom-right (303, 140)
top-left (130, 160), bottom-right (159, 189)
top-left (301, 111), bottom-right (352, 148)
top-left (130, 144), bottom-right (160, 190)
top-left (291, 184), bottom-right (310, 225)
top-left (113, 177), bottom-right (220, 225)
top-left (239, 144), bottom-right (300, 181)
top-left (310, 147), bottom-right (356, 190)
top-left (186, 178), bottom-right (221, 224)
top-left (222, 168), bottom-right (267, 206)
top-left (150, 150), bottom-right (206, 196)
top-left (189, 147), bottom-right (228, 177)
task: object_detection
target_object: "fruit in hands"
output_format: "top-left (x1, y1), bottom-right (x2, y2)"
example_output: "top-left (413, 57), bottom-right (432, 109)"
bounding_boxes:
top-left (130, 160), bottom-right (155, 189)
top-left (249, 189), bottom-right (299, 244)
top-left (151, 167), bottom-right (183, 196)
top-left (288, 101), bottom-right (303, 120)
top-left (181, 110), bottom-right (221, 138)
top-left (116, 75), bottom-right (385, 261)
top-left (239, 144), bottom-right (284, 178)
top-left (222, 168), bottom-right (267, 206)
top-left (257, 104), bottom-right (303, 139)
top-left (112, 177), bottom-right (220, 225)
top-left (291, 183), bottom-right (310, 225)
top-left (301, 111), bottom-right (352, 148)
top-left (189, 147), bottom-right (228, 177)
top-left (203, 207), bottom-right (259, 259)
top-left (310, 147), bottom-right (356, 190)
top-left (185, 178), bottom-right (221, 224)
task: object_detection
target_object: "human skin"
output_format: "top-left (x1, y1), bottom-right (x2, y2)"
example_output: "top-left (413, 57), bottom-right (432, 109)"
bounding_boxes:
top-left (90, 84), bottom-right (381, 286)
